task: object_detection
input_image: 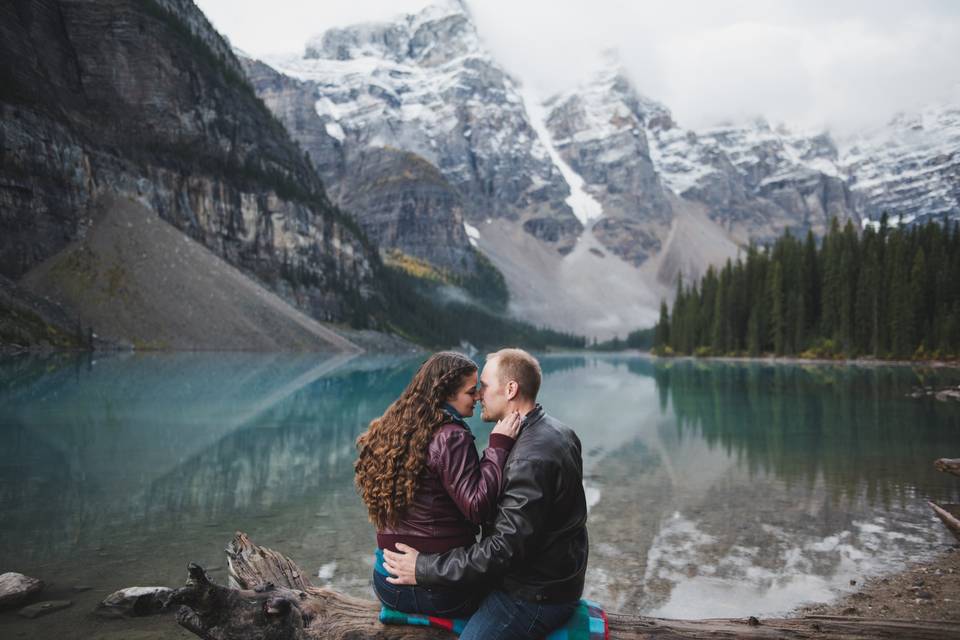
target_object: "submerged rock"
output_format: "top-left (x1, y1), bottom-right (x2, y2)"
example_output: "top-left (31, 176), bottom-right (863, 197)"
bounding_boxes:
top-left (95, 586), bottom-right (173, 618)
top-left (935, 389), bottom-right (960, 402)
top-left (0, 572), bottom-right (45, 610)
top-left (18, 600), bottom-right (72, 618)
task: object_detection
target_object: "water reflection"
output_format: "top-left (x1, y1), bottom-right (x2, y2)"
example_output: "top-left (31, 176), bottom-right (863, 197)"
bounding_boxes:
top-left (653, 361), bottom-right (960, 504)
top-left (569, 358), bottom-right (960, 616)
top-left (0, 353), bottom-right (959, 637)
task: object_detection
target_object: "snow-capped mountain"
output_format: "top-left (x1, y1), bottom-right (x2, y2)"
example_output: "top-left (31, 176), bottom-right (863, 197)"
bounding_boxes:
top-left (242, 56), bottom-right (478, 277)
top-left (538, 56), bottom-right (860, 263)
top-left (842, 100), bottom-right (960, 224)
top-left (541, 65), bottom-right (674, 266)
top-left (648, 116), bottom-right (857, 243)
top-left (239, 0), bottom-right (957, 337)
top-left (262, 0), bottom-right (582, 254)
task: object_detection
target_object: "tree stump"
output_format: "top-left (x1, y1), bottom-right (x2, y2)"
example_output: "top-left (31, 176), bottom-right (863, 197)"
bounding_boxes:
top-left (161, 532), bottom-right (960, 640)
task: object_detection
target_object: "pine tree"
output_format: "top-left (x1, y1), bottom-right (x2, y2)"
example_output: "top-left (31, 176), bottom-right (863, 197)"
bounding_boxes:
top-left (820, 218), bottom-right (842, 341)
top-left (838, 220), bottom-right (859, 352)
top-left (669, 274), bottom-right (684, 353)
top-left (888, 234), bottom-right (912, 358)
top-left (711, 273), bottom-right (725, 354)
top-left (747, 306), bottom-right (762, 357)
top-left (655, 300), bottom-right (670, 350)
top-left (910, 247), bottom-right (927, 355)
top-left (854, 234), bottom-right (880, 356)
top-left (768, 261), bottom-right (785, 356)
top-left (802, 230), bottom-right (819, 337)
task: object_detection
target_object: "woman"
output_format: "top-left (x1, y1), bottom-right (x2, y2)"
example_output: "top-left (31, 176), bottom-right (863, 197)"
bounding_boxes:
top-left (355, 351), bottom-right (520, 618)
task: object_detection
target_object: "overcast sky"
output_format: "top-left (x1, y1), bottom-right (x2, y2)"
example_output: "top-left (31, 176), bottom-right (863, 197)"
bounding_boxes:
top-left (195, 0), bottom-right (960, 134)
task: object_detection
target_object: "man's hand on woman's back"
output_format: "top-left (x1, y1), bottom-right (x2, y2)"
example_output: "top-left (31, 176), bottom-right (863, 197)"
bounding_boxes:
top-left (384, 543), bottom-right (420, 585)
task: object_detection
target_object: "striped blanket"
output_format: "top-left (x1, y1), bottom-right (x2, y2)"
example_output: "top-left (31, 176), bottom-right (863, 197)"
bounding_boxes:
top-left (378, 598), bottom-right (608, 639)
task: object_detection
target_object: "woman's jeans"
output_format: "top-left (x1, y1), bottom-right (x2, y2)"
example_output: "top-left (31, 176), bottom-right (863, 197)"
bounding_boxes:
top-left (373, 569), bottom-right (480, 619)
top-left (459, 590), bottom-right (577, 640)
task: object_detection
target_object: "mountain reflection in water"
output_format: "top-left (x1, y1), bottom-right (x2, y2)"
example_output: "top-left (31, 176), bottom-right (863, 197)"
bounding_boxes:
top-left (1, 353), bottom-right (959, 637)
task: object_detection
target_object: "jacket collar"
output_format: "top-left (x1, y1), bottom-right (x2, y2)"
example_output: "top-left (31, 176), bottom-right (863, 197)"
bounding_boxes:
top-left (520, 404), bottom-right (545, 429)
top-left (441, 403), bottom-right (469, 428)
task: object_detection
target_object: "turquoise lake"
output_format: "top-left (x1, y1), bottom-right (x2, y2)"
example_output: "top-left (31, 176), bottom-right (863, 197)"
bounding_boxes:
top-left (1, 352), bottom-right (959, 638)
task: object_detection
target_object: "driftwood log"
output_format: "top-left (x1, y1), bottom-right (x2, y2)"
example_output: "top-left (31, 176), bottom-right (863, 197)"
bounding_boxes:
top-left (162, 532), bottom-right (960, 640)
top-left (931, 458), bottom-right (960, 543)
top-left (935, 458), bottom-right (960, 479)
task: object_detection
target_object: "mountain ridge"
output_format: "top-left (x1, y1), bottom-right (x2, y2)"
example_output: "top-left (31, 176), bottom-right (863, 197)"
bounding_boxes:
top-left (242, 0), bottom-right (956, 339)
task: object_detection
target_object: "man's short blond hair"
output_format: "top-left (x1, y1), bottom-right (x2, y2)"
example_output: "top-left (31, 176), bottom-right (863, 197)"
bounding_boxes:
top-left (487, 348), bottom-right (542, 401)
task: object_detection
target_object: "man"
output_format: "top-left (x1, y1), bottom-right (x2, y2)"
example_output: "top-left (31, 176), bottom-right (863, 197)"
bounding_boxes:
top-left (384, 348), bottom-right (588, 640)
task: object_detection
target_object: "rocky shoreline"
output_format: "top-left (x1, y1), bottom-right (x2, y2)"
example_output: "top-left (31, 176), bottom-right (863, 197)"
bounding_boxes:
top-left (3, 547), bottom-right (958, 635)
top-left (644, 351), bottom-right (960, 369)
top-left (795, 545), bottom-right (960, 623)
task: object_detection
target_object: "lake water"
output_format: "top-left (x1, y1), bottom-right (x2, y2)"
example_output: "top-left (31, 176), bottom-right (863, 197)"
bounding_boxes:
top-left (1, 352), bottom-right (959, 638)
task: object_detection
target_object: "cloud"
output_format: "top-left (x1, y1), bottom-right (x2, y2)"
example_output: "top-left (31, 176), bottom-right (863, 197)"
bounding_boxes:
top-left (196, 0), bottom-right (960, 134)
top-left (195, 0), bottom-right (428, 57)
top-left (468, 0), bottom-right (960, 134)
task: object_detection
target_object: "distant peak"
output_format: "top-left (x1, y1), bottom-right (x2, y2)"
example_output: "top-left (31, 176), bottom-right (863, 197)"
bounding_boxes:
top-left (409, 0), bottom-right (471, 25)
top-left (599, 48), bottom-right (622, 65)
top-left (303, 0), bottom-right (478, 64)
top-left (542, 55), bottom-right (673, 130)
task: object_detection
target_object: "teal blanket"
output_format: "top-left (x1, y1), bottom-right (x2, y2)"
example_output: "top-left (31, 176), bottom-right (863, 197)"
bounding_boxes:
top-left (378, 598), bottom-right (608, 639)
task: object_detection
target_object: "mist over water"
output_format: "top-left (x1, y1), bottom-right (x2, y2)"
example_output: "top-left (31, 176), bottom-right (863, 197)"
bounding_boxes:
top-left (1, 353), bottom-right (958, 637)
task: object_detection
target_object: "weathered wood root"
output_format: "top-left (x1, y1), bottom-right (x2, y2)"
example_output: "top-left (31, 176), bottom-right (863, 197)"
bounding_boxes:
top-left (935, 458), bottom-right (960, 479)
top-left (930, 502), bottom-right (960, 544)
top-left (163, 532), bottom-right (960, 640)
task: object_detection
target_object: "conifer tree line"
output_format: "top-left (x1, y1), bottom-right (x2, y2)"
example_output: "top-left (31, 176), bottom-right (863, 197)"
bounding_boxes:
top-left (654, 216), bottom-right (960, 359)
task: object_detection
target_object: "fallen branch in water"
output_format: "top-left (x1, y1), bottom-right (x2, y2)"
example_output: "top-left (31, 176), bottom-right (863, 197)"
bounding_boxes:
top-left (157, 532), bottom-right (960, 640)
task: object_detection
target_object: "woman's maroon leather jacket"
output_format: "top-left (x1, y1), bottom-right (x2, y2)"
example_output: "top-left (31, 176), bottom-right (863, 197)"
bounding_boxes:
top-left (377, 412), bottom-right (515, 554)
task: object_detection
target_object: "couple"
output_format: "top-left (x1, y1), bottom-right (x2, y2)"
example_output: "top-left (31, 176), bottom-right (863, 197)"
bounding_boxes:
top-left (354, 349), bottom-right (589, 640)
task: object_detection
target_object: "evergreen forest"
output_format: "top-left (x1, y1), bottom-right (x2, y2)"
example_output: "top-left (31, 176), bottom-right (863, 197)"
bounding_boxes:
top-left (654, 216), bottom-right (960, 360)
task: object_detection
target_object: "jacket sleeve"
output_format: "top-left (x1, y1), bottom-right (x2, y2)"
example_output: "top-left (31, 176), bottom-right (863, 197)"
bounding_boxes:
top-left (434, 427), bottom-right (515, 525)
top-left (416, 457), bottom-right (553, 587)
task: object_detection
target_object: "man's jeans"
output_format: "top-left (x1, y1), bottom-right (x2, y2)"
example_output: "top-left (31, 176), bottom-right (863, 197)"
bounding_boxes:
top-left (373, 570), bottom-right (480, 619)
top-left (459, 589), bottom-right (577, 640)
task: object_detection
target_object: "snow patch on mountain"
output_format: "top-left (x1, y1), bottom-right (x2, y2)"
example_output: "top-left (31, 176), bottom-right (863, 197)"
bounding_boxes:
top-left (521, 87), bottom-right (604, 225)
top-left (861, 214), bottom-right (917, 232)
top-left (463, 221), bottom-right (480, 247)
top-left (646, 127), bottom-right (715, 195)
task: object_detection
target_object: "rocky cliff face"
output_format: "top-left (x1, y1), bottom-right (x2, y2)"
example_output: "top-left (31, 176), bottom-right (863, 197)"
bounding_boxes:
top-left (647, 115), bottom-right (858, 243)
top-left (335, 147), bottom-right (478, 275)
top-left (258, 0), bottom-right (582, 255)
top-left (542, 68), bottom-right (674, 266)
top-left (240, 56), bottom-right (477, 276)
top-left (0, 0), bottom-right (375, 325)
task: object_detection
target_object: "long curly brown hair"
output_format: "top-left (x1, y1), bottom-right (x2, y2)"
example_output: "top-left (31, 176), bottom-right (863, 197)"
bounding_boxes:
top-left (355, 351), bottom-right (478, 530)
